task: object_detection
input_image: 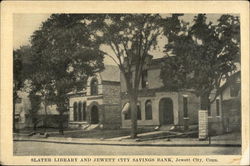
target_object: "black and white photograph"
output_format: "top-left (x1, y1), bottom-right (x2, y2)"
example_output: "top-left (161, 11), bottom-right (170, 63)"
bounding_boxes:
top-left (1, 1), bottom-right (249, 166)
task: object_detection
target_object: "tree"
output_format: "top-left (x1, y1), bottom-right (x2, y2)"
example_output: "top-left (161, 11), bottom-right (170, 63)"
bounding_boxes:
top-left (91, 14), bottom-right (164, 138)
top-left (13, 46), bottom-right (33, 132)
top-left (29, 14), bottom-right (104, 133)
top-left (160, 14), bottom-right (240, 110)
top-left (28, 89), bottom-right (42, 131)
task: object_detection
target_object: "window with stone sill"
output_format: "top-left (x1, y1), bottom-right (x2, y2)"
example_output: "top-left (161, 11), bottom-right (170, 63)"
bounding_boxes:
top-left (90, 78), bottom-right (98, 95)
top-left (183, 96), bottom-right (188, 118)
top-left (141, 70), bottom-right (148, 89)
top-left (137, 102), bottom-right (142, 120)
top-left (216, 99), bottom-right (220, 116)
top-left (73, 102), bottom-right (77, 121)
top-left (145, 100), bottom-right (153, 120)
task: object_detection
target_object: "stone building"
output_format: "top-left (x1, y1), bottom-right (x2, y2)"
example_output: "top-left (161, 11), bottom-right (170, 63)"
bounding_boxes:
top-left (120, 57), bottom-right (200, 129)
top-left (120, 57), bottom-right (241, 134)
top-left (68, 65), bottom-right (121, 129)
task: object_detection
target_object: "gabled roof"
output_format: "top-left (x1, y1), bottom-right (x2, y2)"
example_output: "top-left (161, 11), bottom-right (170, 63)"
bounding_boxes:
top-left (99, 65), bottom-right (120, 82)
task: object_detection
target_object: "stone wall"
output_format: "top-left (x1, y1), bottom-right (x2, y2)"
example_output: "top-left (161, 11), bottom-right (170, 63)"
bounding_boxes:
top-left (103, 104), bottom-right (121, 129)
top-left (102, 82), bottom-right (121, 128)
top-left (102, 82), bottom-right (121, 105)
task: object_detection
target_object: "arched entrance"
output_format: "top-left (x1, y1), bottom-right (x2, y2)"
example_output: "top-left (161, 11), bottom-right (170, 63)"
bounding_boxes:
top-left (159, 98), bottom-right (174, 125)
top-left (91, 105), bottom-right (99, 124)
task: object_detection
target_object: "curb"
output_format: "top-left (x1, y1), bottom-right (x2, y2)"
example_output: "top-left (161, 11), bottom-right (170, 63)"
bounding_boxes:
top-left (14, 138), bottom-right (242, 147)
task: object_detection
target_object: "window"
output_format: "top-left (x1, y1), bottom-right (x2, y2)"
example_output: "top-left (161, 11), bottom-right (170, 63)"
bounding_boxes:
top-left (78, 102), bottom-right (82, 121)
top-left (145, 100), bottom-right (153, 120)
top-left (141, 70), bottom-right (148, 88)
top-left (216, 99), bottom-right (220, 116)
top-left (208, 104), bottom-right (211, 116)
top-left (90, 78), bottom-right (98, 95)
top-left (230, 83), bottom-right (240, 97)
top-left (82, 102), bottom-right (86, 121)
top-left (137, 102), bottom-right (141, 120)
top-left (73, 102), bottom-right (77, 121)
top-left (183, 96), bottom-right (188, 118)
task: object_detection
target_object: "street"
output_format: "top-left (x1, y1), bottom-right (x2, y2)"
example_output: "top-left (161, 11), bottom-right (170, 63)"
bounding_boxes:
top-left (14, 141), bottom-right (241, 156)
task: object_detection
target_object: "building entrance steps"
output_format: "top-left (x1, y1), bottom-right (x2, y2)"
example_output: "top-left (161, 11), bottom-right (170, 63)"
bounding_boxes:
top-left (159, 125), bottom-right (175, 131)
top-left (85, 124), bottom-right (100, 131)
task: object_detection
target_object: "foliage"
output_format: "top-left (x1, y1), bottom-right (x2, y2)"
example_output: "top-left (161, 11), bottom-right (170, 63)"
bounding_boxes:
top-left (13, 45), bottom-right (33, 131)
top-left (13, 46), bottom-right (32, 100)
top-left (91, 14), bottom-right (164, 138)
top-left (29, 14), bottom-right (104, 114)
top-left (160, 14), bottom-right (240, 106)
top-left (28, 89), bottom-right (42, 130)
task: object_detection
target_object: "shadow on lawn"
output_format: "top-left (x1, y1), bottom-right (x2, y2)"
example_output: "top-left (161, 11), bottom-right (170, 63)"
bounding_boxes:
top-left (48, 128), bottom-right (155, 139)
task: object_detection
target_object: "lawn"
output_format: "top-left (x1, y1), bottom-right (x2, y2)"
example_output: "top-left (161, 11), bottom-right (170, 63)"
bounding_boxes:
top-left (14, 127), bottom-right (82, 135)
top-left (49, 128), bottom-right (154, 139)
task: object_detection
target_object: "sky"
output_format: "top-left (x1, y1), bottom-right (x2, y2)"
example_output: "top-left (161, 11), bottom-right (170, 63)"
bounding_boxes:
top-left (13, 13), bottom-right (225, 65)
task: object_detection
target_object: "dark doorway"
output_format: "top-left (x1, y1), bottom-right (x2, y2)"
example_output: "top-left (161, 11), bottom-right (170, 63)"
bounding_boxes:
top-left (91, 105), bottom-right (99, 124)
top-left (159, 98), bottom-right (174, 125)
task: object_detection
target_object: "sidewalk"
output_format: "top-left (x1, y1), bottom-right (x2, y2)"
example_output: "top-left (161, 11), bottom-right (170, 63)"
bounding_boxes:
top-left (14, 131), bottom-right (241, 147)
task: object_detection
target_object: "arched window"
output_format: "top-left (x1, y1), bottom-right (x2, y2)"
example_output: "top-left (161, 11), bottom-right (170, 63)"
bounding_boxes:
top-left (73, 102), bottom-right (78, 121)
top-left (78, 102), bottom-right (82, 121)
top-left (145, 100), bottom-right (152, 120)
top-left (90, 78), bottom-right (98, 95)
top-left (82, 102), bottom-right (86, 121)
top-left (137, 102), bottom-right (141, 120)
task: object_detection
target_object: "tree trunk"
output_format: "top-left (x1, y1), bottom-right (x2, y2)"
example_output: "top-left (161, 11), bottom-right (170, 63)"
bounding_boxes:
top-left (43, 99), bottom-right (48, 133)
top-left (32, 114), bottom-right (38, 132)
top-left (13, 97), bottom-right (17, 132)
top-left (129, 92), bottom-right (138, 139)
top-left (200, 93), bottom-right (209, 110)
top-left (59, 111), bottom-right (64, 135)
top-left (33, 122), bottom-right (37, 131)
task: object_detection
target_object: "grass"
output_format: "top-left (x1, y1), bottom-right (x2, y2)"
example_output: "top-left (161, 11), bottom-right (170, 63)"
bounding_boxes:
top-left (49, 128), bottom-right (154, 139)
top-left (15, 127), bottom-right (80, 134)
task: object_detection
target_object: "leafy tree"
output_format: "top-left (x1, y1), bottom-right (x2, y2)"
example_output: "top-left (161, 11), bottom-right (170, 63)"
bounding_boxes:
top-left (91, 14), bottom-right (164, 138)
top-left (160, 14), bottom-right (240, 110)
top-left (28, 89), bottom-right (42, 131)
top-left (13, 46), bottom-right (33, 132)
top-left (29, 14), bottom-right (104, 134)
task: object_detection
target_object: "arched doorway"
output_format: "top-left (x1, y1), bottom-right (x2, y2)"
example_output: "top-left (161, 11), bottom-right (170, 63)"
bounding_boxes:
top-left (91, 105), bottom-right (99, 124)
top-left (159, 98), bottom-right (174, 125)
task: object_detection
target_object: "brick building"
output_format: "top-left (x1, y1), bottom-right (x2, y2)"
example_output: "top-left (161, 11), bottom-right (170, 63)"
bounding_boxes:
top-left (68, 65), bottom-right (121, 129)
